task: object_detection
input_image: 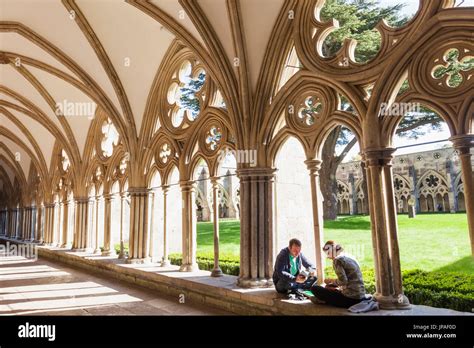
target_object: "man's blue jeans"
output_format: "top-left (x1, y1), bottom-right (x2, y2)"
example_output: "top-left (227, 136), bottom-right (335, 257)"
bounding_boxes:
top-left (275, 277), bottom-right (317, 294)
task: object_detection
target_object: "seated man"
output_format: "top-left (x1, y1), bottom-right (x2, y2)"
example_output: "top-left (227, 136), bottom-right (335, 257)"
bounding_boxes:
top-left (310, 240), bottom-right (366, 308)
top-left (272, 238), bottom-right (317, 294)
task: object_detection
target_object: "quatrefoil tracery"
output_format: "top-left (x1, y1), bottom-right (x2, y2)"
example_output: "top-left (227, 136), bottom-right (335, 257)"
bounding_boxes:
top-left (167, 60), bottom-right (206, 128)
top-left (205, 126), bottom-right (223, 151)
top-left (432, 48), bottom-right (474, 88)
top-left (298, 96), bottom-right (323, 126)
top-left (159, 143), bottom-right (172, 164)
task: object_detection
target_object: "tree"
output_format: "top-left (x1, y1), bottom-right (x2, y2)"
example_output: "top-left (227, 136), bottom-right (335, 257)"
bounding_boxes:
top-left (179, 71), bottom-right (206, 120)
top-left (318, 0), bottom-right (443, 220)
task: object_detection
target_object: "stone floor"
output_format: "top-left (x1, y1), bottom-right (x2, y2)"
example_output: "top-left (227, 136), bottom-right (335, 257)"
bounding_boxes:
top-left (0, 251), bottom-right (231, 316)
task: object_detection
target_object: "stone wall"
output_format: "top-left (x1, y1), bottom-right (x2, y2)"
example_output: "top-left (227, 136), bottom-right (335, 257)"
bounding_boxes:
top-left (336, 147), bottom-right (474, 214)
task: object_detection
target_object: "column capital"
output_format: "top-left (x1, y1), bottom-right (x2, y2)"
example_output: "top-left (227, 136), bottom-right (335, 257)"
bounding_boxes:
top-left (364, 147), bottom-right (397, 167)
top-left (449, 134), bottom-right (474, 155)
top-left (161, 185), bottom-right (170, 194)
top-left (304, 159), bottom-right (323, 173)
top-left (103, 193), bottom-right (114, 201)
top-left (74, 197), bottom-right (89, 204)
top-left (236, 167), bottom-right (276, 179)
top-left (210, 176), bottom-right (220, 187)
top-left (179, 180), bottom-right (197, 191)
top-left (128, 187), bottom-right (149, 196)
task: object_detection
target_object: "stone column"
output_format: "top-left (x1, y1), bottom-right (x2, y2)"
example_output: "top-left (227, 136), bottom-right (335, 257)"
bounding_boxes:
top-left (102, 194), bottom-right (115, 256)
top-left (87, 197), bottom-right (95, 250)
top-left (179, 181), bottom-right (199, 272)
top-left (22, 207), bottom-right (29, 240)
top-left (210, 177), bottom-right (223, 277)
top-left (30, 206), bottom-right (37, 241)
top-left (44, 203), bottom-right (55, 245)
top-left (446, 160), bottom-right (457, 213)
top-left (127, 188), bottom-right (150, 263)
top-left (450, 135), bottom-right (474, 255)
top-left (408, 165), bottom-right (419, 213)
top-left (15, 208), bottom-right (21, 239)
top-left (28, 207), bottom-right (33, 240)
top-left (147, 189), bottom-right (155, 261)
top-left (60, 200), bottom-right (69, 248)
top-left (119, 192), bottom-right (127, 259)
top-left (72, 197), bottom-right (89, 251)
top-left (54, 201), bottom-right (61, 246)
top-left (161, 186), bottom-right (170, 266)
top-left (236, 168), bottom-right (275, 288)
top-left (0, 209), bottom-right (4, 236)
top-left (94, 196), bottom-right (101, 254)
top-left (35, 204), bottom-right (44, 243)
top-left (364, 148), bottom-right (410, 309)
top-left (304, 160), bottom-right (325, 284)
top-left (16, 207), bottom-right (23, 239)
top-left (20, 207), bottom-right (28, 240)
top-left (11, 209), bottom-right (17, 239)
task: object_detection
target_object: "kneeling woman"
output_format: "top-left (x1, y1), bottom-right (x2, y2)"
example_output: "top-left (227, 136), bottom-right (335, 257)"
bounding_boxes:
top-left (311, 240), bottom-right (366, 308)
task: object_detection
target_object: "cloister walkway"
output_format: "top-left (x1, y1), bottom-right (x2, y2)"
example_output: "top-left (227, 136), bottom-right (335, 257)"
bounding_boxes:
top-left (0, 244), bottom-right (229, 316)
top-left (1, 239), bottom-right (471, 316)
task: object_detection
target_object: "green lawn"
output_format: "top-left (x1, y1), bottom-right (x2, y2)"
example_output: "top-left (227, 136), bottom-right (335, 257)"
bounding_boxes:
top-left (196, 214), bottom-right (473, 274)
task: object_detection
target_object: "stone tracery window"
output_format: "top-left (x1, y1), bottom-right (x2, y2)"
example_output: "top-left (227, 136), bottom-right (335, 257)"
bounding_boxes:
top-left (393, 175), bottom-right (411, 200)
top-left (167, 60), bottom-right (206, 127)
top-left (297, 95), bottom-right (323, 126)
top-left (432, 48), bottom-right (473, 88)
top-left (418, 171), bottom-right (448, 197)
top-left (119, 157), bottom-right (128, 175)
top-left (94, 166), bottom-right (103, 183)
top-left (101, 118), bottom-right (119, 157)
top-left (60, 149), bottom-right (70, 172)
top-left (159, 143), bottom-right (172, 164)
top-left (205, 125), bottom-right (222, 151)
top-left (394, 177), bottom-right (403, 191)
top-left (425, 174), bottom-right (439, 188)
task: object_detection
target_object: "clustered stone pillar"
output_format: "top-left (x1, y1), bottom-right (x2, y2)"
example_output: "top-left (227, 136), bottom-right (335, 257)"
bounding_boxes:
top-left (102, 193), bottom-right (115, 256)
top-left (304, 159), bottom-right (325, 284)
top-left (147, 189), bottom-right (155, 261)
top-left (0, 208), bottom-right (7, 236)
top-left (161, 186), bottom-right (170, 266)
top-left (179, 181), bottom-right (199, 272)
top-left (15, 207), bottom-right (22, 239)
top-left (35, 204), bottom-right (43, 243)
top-left (60, 199), bottom-right (69, 248)
top-left (54, 201), bottom-right (61, 247)
top-left (364, 148), bottom-right (410, 309)
top-left (30, 206), bottom-right (37, 241)
top-left (43, 203), bottom-right (55, 245)
top-left (450, 135), bottom-right (474, 255)
top-left (94, 195), bottom-right (101, 254)
top-left (236, 168), bottom-right (275, 288)
top-left (210, 177), bottom-right (223, 277)
top-left (127, 187), bottom-right (149, 263)
top-left (72, 197), bottom-right (89, 251)
top-left (119, 192), bottom-right (127, 259)
top-left (23, 207), bottom-right (31, 240)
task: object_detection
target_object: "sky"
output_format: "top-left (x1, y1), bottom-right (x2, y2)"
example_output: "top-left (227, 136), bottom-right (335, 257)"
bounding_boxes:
top-left (379, 0), bottom-right (474, 16)
top-left (379, 0), bottom-right (420, 17)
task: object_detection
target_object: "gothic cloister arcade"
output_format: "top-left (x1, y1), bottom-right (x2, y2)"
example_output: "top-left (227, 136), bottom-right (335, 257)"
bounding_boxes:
top-left (0, 0), bottom-right (473, 312)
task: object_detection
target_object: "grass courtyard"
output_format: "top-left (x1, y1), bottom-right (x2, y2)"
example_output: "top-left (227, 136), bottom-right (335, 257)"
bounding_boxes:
top-left (195, 213), bottom-right (473, 275)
